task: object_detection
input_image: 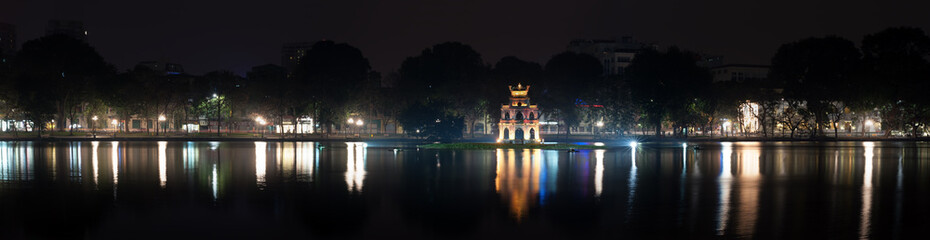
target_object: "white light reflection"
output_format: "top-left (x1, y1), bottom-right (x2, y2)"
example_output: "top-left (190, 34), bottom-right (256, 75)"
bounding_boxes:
top-left (92, 141), bottom-right (99, 187)
top-left (595, 149), bottom-right (605, 197)
top-left (277, 142), bottom-right (295, 180)
top-left (296, 142), bottom-right (315, 182)
top-left (70, 142), bottom-right (82, 182)
top-left (626, 145), bottom-right (638, 220)
top-left (861, 141), bottom-right (874, 238)
top-left (0, 142), bottom-right (34, 181)
top-left (345, 142), bottom-right (367, 193)
top-left (111, 141), bottom-right (119, 199)
top-left (255, 142), bottom-right (267, 188)
top-left (212, 163), bottom-right (218, 201)
top-left (717, 142), bottom-right (733, 235)
top-left (158, 141), bottom-right (167, 188)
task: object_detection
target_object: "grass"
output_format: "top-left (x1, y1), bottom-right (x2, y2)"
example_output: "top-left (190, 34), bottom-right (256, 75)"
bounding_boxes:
top-left (418, 142), bottom-right (608, 150)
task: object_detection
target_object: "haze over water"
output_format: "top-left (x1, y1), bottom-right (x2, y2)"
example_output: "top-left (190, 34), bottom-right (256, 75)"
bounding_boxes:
top-left (1, 141), bottom-right (929, 239)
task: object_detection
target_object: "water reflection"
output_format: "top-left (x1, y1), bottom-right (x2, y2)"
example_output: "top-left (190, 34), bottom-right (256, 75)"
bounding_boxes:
top-left (158, 141), bottom-right (167, 188)
top-left (92, 141), bottom-right (99, 186)
top-left (346, 142), bottom-right (366, 193)
top-left (495, 149), bottom-right (548, 221)
top-left (594, 149), bottom-right (604, 197)
top-left (861, 142), bottom-right (874, 238)
top-left (256, 142), bottom-right (267, 188)
top-left (0, 141), bottom-right (928, 239)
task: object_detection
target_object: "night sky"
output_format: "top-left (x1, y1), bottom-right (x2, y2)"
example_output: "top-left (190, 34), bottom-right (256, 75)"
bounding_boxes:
top-left (3, 0), bottom-right (929, 75)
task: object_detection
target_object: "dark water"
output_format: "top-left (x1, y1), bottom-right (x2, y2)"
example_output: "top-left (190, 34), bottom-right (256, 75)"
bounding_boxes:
top-left (1, 141), bottom-right (930, 239)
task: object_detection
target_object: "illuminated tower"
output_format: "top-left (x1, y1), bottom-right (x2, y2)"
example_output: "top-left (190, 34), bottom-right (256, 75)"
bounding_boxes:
top-left (499, 84), bottom-right (541, 143)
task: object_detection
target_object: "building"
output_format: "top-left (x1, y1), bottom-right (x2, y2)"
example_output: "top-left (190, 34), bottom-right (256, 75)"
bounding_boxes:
top-left (499, 84), bottom-right (541, 143)
top-left (0, 22), bottom-right (14, 61)
top-left (567, 37), bottom-right (649, 76)
top-left (137, 60), bottom-right (185, 75)
top-left (710, 64), bottom-right (769, 82)
top-left (46, 20), bottom-right (87, 41)
top-left (281, 42), bottom-right (314, 77)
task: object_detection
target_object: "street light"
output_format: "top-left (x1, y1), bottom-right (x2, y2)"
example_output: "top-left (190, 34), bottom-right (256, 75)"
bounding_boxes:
top-left (255, 116), bottom-right (267, 138)
top-left (356, 119), bottom-right (364, 137)
top-left (213, 94), bottom-right (220, 137)
top-left (92, 115), bottom-right (98, 138)
top-left (723, 120), bottom-right (732, 137)
top-left (158, 114), bottom-right (166, 136)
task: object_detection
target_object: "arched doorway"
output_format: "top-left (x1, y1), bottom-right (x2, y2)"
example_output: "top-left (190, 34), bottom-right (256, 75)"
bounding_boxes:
top-left (503, 128), bottom-right (510, 140)
top-left (529, 128), bottom-right (536, 140)
top-left (515, 128), bottom-right (524, 140)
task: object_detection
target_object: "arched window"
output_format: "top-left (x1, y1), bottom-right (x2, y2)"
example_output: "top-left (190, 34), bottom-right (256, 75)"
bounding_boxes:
top-left (504, 112), bottom-right (510, 120)
top-left (529, 112), bottom-right (535, 120)
top-left (516, 112), bottom-right (524, 120)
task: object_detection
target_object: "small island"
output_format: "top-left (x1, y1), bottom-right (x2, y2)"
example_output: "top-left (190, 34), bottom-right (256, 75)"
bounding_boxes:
top-left (418, 143), bottom-right (608, 150)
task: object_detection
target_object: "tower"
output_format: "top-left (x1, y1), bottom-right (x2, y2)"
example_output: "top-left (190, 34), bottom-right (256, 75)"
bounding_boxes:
top-left (499, 84), bottom-right (541, 144)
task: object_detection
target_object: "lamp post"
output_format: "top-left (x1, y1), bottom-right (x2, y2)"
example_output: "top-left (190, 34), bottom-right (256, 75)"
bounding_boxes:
top-left (865, 119), bottom-right (873, 138)
top-left (213, 93), bottom-right (220, 137)
top-left (158, 114), bottom-right (166, 136)
top-left (255, 116), bottom-right (266, 138)
top-left (91, 115), bottom-right (98, 138)
top-left (596, 121), bottom-right (604, 137)
top-left (723, 120), bottom-right (732, 138)
top-left (356, 119), bottom-right (363, 138)
top-left (346, 118), bottom-right (354, 138)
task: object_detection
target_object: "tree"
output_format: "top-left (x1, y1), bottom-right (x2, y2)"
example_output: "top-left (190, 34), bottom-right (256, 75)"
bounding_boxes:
top-left (541, 52), bottom-right (602, 136)
top-left (626, 47), bottom-right (711, 137)
top-left (770, 36), bottom-right (861, 138)
top-left (12, 34), bottom-right (114, 134)
top-left (860, 27), bottom-right (930, 137)
top-left (396, 42), bottom-right (489, 137)
top-left (295, 40), bottom-right (373, 133)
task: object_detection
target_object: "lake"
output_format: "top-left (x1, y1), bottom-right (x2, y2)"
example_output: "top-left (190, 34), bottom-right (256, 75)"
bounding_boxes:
top-left (1, 141), bottom-right (929, 239)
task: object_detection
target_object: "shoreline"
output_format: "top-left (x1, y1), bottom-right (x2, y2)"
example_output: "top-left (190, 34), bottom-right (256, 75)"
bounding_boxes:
top-left (1, 135), bottom-right (928, 143)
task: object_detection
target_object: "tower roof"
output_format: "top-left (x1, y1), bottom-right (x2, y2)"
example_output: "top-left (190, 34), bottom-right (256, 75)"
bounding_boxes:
top-left (509, 83), bottom-right (529, 97)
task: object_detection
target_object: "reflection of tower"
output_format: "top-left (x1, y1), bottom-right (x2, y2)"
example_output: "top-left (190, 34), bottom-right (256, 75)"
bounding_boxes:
top-left (499, 84), bottom-right (541, 143)
top-left (495, 149), bottom-right (548, 221)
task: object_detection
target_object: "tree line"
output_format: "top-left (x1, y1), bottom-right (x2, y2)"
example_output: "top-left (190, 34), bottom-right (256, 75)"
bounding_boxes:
top-left (0, 27), bottom-right (928, 139)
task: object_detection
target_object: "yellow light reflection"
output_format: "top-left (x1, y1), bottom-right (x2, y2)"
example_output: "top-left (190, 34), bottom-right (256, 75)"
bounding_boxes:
top-left (92, 141), bottom-right (99, 187)
top-left (495, 149), bottom-right (542, 221)
top-left (111, 141), bottom-right (119, 199)
top-left (861, 142), bottom-right (874, 238)
top-left (158, 141), bottom-right (167, 188)
top-left (345, 142), bottom-right (366, 193)
top-left (734, 143), bottom-right (760, 237)
top-left (277, 142), bottom-right (295, 180)
top-left (255, 142), bottom-right (267, 188)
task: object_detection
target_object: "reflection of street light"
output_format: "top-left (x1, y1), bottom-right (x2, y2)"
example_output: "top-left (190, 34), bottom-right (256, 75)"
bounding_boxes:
top-left (92, 115), bottom-right (98, 138)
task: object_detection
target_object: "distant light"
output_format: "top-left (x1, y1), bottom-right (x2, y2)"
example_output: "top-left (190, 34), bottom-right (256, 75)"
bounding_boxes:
top-left (594, 142), bottom-right (605, 146)
top-left (629, 141), bottom-right (638, 148)
top-left (84, 30), bottom-right (88, 35)
top-left (213, 93), bottom-right (218, 98)
top-left (92, 116), bottom-right (98, 121)
top-left (596, 121), bottom-right (604, 127)
top-left (682, 143), bottom-right (687, 148)
top-left (111, 119), bottom-right (118, 125)
top-left (356, 120), bottom-right (363, 126)
top-left (496, 139), bottom-right (502, 143)
top-left (347, 118), bottom-right (354, 124)
top-left (866, 120), bottom-right (874, 126)
top-left (158, 115), bottom-right (166, 121)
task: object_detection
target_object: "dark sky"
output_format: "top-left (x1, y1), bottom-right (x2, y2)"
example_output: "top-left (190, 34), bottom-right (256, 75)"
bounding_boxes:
top-left (2, 0), bottom-right (929, 75)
